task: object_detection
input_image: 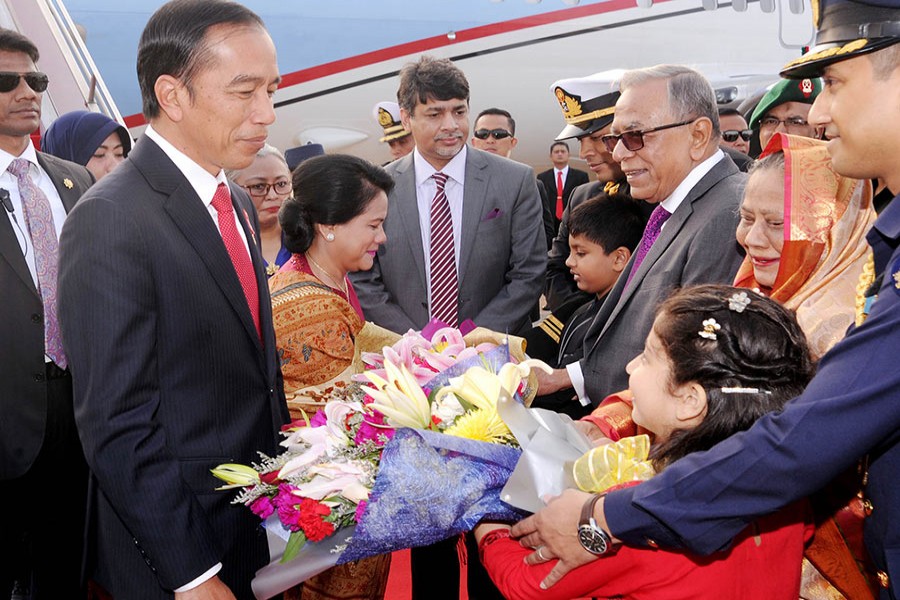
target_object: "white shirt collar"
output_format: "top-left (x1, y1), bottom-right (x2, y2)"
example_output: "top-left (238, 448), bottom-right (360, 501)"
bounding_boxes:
top-left (660, 149), bottom-right (725, 214)
top-left (144, 125), bottom-right (229, 206)
top-left (554, 165), bottom-right (569, 177)
top-left (413, 145), bottom-right (467, 186)
top-left (0, 140), bottom-right (39, 173)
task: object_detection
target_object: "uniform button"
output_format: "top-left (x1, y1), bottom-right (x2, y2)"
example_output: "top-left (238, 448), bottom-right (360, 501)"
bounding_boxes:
top-left (31, 313), bottom-right (41, 323)
top-left (876, 570), bottom-right (889, 589)
top-left (33, 373), bottom-right (45, 382)
top-left (645, 538), bottom-right (658, 549)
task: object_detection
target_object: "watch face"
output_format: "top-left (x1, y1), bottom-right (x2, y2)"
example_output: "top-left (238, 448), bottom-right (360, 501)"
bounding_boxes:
top-left (578, 524), bottom-right (610, 555)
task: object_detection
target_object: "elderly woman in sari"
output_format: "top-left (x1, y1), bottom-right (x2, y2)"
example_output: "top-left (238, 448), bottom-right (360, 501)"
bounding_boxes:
top-left (228, 144), bottom-right (293, 275)
top-left (579, 132), bottom-right (876, 599)
top-left (270, 154), bottom-right (393, 600)
top-left (734, 132), bottom-right (874, 359)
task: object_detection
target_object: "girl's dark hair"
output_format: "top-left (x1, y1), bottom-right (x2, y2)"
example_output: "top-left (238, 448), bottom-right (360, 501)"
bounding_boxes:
top-left (650, 284), bottom-right (815, 470)
top-left (279, 154), bottom-right (394, 254)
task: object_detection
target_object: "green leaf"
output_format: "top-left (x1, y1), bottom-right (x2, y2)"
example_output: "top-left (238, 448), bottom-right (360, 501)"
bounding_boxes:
top-left (281, 530), bottom-right (307, 563)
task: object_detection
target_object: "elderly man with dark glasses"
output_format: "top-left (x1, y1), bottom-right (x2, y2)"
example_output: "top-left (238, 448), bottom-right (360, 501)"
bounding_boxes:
top-left (0, 27), bottom-right (94, 600)
top-left (535, 64), bottom-right (746, 424)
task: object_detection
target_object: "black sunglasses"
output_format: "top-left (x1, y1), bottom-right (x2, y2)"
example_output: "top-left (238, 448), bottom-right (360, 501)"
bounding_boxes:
top-left (473, 128), bottom-right (512, 140)
top-left (722, 129), bottom-right (753, 143)
top-left (0, 71), bottom-right (49, 93)
top-left (600, 118), bottom-right (697, 153)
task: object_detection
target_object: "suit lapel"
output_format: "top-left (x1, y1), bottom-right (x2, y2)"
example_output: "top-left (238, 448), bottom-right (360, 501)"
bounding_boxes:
top-left (591, 156), bottom-right (737, 342)
top-left (391, 156), bottom-right (427, 291)
top-left (131, 138), bottom-right (264, 353)
top-left (1, 154), bottom-right (86, 297)
top-left (459, 149), bottom-right (489, 283)
top-left (0, 210), bottom-right (36, 295)
top-left (37, 153), bottom-right (83, 213)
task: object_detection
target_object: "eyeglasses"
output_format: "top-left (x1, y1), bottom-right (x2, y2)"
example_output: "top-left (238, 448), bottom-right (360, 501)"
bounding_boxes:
top-left (473, 128), bottom-right (512, 140)
top-left (759, 116), bottom-right (809, 130)
top-left (722, 129), bottom-right (753, 143)
top-left (243, 181), bottom-right (291, 197)
top-left (600, 118), bottom-right (697, 153)
top-left (0, 71), bottom-right (49, 93)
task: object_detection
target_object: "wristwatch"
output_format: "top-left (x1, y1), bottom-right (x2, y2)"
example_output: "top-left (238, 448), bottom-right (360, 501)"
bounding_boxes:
top-left (577, 494), bottom-right (615, 555)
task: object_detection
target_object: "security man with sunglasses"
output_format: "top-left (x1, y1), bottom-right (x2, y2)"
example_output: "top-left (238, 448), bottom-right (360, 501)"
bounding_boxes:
top-left (0, 28), bottom-right (94, 600)
top-left (535, 64), bottom-right (745, 413)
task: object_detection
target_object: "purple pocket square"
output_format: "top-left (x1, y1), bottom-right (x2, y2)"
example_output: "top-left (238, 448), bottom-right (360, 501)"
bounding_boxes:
top-left (482, 208), bottom-right (502, 222)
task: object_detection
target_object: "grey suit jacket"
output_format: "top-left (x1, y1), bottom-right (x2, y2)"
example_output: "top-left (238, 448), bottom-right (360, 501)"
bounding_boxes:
top-left (352, 147), bottom-right (546, 335)
top-left (0, 153), bottom-right (92, 479)
top-left (579, 155), bottom-right (746, 404)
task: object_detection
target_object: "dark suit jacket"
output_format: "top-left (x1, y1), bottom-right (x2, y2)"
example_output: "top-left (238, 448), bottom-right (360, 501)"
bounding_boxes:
top-left (537, 166), bottom-right (590, 228)
top-left (579, 155), bottom-right (746, 403)
top-left (605, 191), bottom-right (900, 595)
top-left (0, 152), bottom-right (92, 479)
top-left (352, 147), bottom-right (546, 335)
top-left (58, 136), bottom-right (289, 598)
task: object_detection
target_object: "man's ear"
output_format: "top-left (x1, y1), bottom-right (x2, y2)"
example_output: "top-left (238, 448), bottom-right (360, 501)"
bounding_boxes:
top-left (400, 107), bottom-right (412, 132)
top-left (675, 381), bottom-right (707, 425)
top-left (155, 74), bottom-right (186, 123)
top-left (510, 137), bottom-right (518, 150)
top-left (688, 117), bottom-right (714, 160)
top-left (612, 246), bottom-right (631, 273)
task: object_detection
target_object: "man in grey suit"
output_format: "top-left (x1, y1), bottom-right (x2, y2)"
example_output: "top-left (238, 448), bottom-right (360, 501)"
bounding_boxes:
top-left (352, 56), bottom-right (544, 600)
top-left (0, 29), bottom-right (94, 600)
top-left (351, 56), bottom-right (546, 337)
top-left (537, 65), bottom-right (745, 406)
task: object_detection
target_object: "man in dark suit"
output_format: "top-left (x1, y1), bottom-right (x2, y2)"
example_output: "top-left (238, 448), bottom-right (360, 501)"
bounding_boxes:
top-left (512, 2), bottom-right (900, 596)
top-left (0, 29), bottom-right (93, 600)
top-left (352, 56), bottom-right (545, 337)
top-left (537, 64), bottom-right (745, 407)
top-left (57, 1), bottom-right (288, 598)
top-left (537, 140), bottom-right (590, 233)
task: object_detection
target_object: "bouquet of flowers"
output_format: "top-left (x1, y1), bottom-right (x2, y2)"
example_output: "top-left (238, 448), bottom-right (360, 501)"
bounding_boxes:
top-left (213, 325), bottom-right (550, 598)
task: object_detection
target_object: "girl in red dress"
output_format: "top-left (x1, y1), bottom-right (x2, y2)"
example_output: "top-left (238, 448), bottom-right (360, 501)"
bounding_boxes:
top-left (476, 284), bottom-right (817, 600)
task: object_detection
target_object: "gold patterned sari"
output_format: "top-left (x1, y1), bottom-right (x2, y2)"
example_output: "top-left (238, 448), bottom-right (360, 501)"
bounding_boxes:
top-left (269, 255), bottom-right (390, 600)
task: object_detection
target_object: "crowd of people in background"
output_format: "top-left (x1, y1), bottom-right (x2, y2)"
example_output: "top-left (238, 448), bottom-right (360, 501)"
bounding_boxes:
top-left (3, 0), bottom-right (900, 599)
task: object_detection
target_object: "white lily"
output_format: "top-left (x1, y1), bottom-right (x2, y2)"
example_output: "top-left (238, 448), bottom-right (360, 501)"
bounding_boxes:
top-left (360, 359), bottom-right (432, 429)
top-left (210, 463), bottom-right (260, 489)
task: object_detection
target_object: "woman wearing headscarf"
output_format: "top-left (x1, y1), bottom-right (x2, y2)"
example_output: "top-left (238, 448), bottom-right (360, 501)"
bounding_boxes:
top-left (41, 110), bottom-right (131, 181)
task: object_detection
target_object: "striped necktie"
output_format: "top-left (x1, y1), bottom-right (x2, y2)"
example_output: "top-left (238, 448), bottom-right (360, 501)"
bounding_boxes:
top-left (8, 158), bottom-right (67, 368)
top-left (429, 172), bottom-right (458, 327)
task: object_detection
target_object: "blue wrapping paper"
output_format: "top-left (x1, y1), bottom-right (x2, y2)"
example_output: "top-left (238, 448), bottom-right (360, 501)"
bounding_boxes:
top-left (339, 427), bottom-right (526, 563)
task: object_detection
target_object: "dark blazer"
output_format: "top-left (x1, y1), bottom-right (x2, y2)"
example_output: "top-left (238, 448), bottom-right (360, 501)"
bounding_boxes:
top-left (58, 136), bottom-right (289, 598)
top-left (605, 191), bottom-right (900, 597)
top-left (352, 147), bottom-right (546, 335)
top-left (0, 152), bottom-right (92, 479)
top-left (579, 155), bottom-right (746, 404)
top-left (537, 166), bottom-right (590, 226)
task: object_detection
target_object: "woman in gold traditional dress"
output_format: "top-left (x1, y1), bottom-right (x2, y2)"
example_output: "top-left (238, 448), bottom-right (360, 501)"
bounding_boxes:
top-left (269, 154), bottom-right (393, 600)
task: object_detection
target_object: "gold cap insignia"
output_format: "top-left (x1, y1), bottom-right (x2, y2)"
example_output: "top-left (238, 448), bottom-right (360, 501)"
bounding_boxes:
top-left (604, 181), bottom-right (621, 196)
top-left (63, 178), bottom-right (73, 189)
top-left (893, 271), bottom-right (900, 289)
top-left (555, 86), bottom-right (583, 118)
top-left (377, 107), bottom-right (395, 128)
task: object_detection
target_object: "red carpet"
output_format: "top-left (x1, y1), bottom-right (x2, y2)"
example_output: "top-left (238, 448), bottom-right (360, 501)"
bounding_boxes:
top-left (384, 548), bottom-right (470, 600)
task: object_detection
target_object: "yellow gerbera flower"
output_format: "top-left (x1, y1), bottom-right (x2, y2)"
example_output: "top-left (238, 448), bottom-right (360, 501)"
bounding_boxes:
top-left (443, 405), bottom-right (514, 445)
